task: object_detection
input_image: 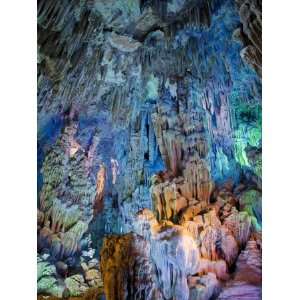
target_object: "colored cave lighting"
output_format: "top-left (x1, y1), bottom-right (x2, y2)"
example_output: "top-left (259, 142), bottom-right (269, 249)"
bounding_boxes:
top-left (37, 0), bottom-right (262, 299)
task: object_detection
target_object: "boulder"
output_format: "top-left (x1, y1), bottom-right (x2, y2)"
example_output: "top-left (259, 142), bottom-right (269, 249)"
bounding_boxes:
top-left (85, 269), bottom-right (103, 288)
top-left (65, 274), bottom-right (89, 296)
top-left (200, 226), bottom-right (239, 266)
top-left (37, 256), bottom-right (64, 297)
top-left (188, 273), bottom-right (221, 300)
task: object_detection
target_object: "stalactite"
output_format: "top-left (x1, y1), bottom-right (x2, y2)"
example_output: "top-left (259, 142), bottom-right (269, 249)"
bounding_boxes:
top-left (37, 0), bottom-right (262, 298)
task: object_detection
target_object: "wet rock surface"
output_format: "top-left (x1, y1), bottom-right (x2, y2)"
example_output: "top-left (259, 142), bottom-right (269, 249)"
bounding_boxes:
top-left (38, 0), bottom-right (262, 299)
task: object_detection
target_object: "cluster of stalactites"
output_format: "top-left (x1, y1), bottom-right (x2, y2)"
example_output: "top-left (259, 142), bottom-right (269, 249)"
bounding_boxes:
top-left (151, 158), bottom-right (214, 223)
top-left (38, 0), bottom-right (79, 31)
top-left (38, 0), bottom-right (105, 112)
top-left (137, 42), bottom-right (190, 79)
top-left (234, 0), bottom-right (262, 76)
top-left (37, 122), bottom-right (102, 261)
top-left (149, 75), bottom-right (215, 223)
top-left (140, 0), bottom-right (212, 25)
top-left (165, 0), bottom-right (212, 39)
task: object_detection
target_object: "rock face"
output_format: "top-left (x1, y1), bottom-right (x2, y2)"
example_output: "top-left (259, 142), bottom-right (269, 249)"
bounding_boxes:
top-left (235, 0), bottom-right (262, 76)
top-left (150, 225), bottom-right (200, 300)
top-left (37, 254), bottom-right (65, 297)
top-left (38, 123), bottom-right (96, 261)
top-left (100, 199), bottom-right (260, 300)
top-left (100, 233), bottom-right (161, 300)
top-left (217, 233), bottom-right (262, 300)
top-left (37, 0), bottom-right (262, 299)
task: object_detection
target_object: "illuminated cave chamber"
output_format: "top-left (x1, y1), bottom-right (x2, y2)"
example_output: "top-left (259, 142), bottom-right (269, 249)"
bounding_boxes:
top-left (37, 0), bottom-right (262, 299)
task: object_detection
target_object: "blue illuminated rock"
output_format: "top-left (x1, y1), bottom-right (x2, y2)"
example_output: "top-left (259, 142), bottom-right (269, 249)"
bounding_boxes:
top-left (37, 0), bottom-right (262, 298)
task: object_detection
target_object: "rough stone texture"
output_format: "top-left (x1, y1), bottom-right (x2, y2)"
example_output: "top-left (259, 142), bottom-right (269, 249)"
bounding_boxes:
top-left (100, 233), bottom-right (161, 300)
top-left (85, 269), bottom-right (103, 288)
top-left (217, 282), bottom-right (262, 300)
top-left (199, 225), bottom-right (239, 267)
top-left (37, 121), bottom-right (101, 281)
top-left (234, 234), bottom-right (262, 285)
top-left (239, 189), bottom-right (262, 230)
top-left (37, 0), bottom-right (262, 299)
top-left (217, 233), bottom-right (262, 300)
top-left (151, 225), bottom-right (201, 300)
top-left (93, 0), bottom-right (141, 32)
top-left (37, 255), bottom-right (65, 297)
top-left (223, 209), bottom-right (252, 246)
top-left (65, 275), bottom-right (89, 296)
top-left (234, 0), bottom-right (262, 76)
top-left (108, 33), bottom-right (142, 52)
top-left (188, 273), bottom-right (221, 300)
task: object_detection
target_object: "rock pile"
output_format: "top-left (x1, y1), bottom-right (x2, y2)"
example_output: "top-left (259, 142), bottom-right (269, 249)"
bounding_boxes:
top-left (101, 182), bottom-right (262, 300)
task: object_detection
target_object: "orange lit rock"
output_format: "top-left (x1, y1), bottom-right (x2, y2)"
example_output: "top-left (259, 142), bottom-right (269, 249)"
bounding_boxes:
top-left (182, 155), bottom-right (214, 205)
top-left (180, 203), bottom-right (208, 223)
top-left (151, 169), bottom-right (213, 223)
top-left (100, 233), bottom-right (161, 300)
top-left (85, 269), bottom-right (103, 288)
top-left (193, 210), bottom-right (221, 228)
top-left (93, 165), bottom-right (106, 215)
top-left (200, 225), bottom-right (238, 266)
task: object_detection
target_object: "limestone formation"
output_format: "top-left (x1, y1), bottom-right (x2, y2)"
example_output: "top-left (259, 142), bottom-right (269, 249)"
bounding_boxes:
top-left (150, 225), bottom-right (201, 300)
top-left (100, 233), bottom-right (160, 300)
top-left (37, 0), bottom-right (262, 299)
top-left (234, 0), bottom-right (262, 76)
top-left (217, 233), bottom-right (262, 299)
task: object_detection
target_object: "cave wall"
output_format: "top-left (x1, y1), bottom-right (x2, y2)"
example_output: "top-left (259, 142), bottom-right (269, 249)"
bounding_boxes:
top-left (37, 0), bottom-right (262, 299)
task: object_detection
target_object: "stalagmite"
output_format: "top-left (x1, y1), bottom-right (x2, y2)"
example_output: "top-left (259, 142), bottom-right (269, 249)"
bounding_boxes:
top-left (37, 0), bottom-right (262, 298)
